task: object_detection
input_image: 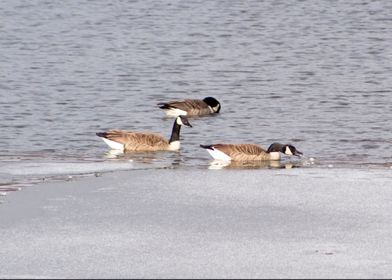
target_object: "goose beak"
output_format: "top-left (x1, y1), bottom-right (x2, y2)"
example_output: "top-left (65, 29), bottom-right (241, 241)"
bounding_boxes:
top-left (183, 121), bottom-right (192, 128)
top-left (178, 116), bottom-right (192, 127)
top-left (294, 150), bottom-right (303, 157)
top-left (184, 120), bottom-right (192, 127)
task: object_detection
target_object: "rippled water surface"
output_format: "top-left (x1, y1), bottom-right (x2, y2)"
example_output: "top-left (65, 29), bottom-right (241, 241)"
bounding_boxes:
top-left (1, 0), bottom-right (392, 189)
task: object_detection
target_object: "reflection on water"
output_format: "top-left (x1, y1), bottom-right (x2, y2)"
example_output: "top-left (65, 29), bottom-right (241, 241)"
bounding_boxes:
top-left (103, 149), bottom-right (184, 168)
top-left (207, 159), bottom-right (301, 170)
top-left (103, 148), bottom-right (309, 170)
top-left (104, 150), bottom-right (125, 159)
top-left (102, 147), bottom-right (305, 170)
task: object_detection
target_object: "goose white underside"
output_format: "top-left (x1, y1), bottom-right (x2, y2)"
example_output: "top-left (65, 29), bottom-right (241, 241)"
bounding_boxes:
top-left (269, 152), bottom-right (281, 160)
top-left (205, 148), bottom-right (232, 161)
top-left (285, 146), bottom-right (293, 155)
top-left (205, 149), bottom-right (281, 161)
top-left (168, 141), bottom-right (180, 151)
top-left (101, 137), bottom-right (124, 151)
top-left (164, 108), bottom-right (188, 117)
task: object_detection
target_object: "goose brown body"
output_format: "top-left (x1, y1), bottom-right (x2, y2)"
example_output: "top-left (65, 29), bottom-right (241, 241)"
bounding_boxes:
top-left (200, 142), bottom-right (302, 161)
top-left (201, 143), bottom-right (277, 161)
top-left (97, 130), bottom-right (170, 152)
top-left (96, 115), bottom-right (192, 152)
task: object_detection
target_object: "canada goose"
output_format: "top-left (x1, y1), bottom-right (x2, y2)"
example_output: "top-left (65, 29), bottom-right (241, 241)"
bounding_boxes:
top-left (157, 97), bottom-right (221, 117)
top-left (96, 115), bottom-right (192, 152)
top-left (200, 142), bottom-right (302, 161)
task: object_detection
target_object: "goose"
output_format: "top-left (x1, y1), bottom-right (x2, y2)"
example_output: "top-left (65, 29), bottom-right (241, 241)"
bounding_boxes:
top-left (200, 142), bottom-right (302, 161)
top-left (96, 115), bottom-right (192, 152)
top-left (157, 97), bottom-right (221, 117)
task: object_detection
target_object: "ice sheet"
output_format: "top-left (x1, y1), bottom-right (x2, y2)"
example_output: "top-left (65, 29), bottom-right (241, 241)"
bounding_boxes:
top-left (1, 168), bottom-right (392, 278)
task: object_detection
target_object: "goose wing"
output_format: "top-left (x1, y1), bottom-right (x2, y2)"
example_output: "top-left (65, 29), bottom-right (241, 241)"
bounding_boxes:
top-left (212, 144), bottom-right (267, 156)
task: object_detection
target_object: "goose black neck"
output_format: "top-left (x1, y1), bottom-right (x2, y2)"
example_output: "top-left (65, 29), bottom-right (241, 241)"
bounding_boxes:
top-left (267, 143), bottom-right (285, 153)
top-left (169, 120), bottom-right (181, 143)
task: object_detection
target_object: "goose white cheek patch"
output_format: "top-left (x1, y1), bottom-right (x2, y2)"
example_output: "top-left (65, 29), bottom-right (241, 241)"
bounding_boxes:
top-left (176, 117), bottom-right (184, 125)
top-left (212, 105), bottom-right (220, 112)
top-left (285, 146), bottom-right (293, 155)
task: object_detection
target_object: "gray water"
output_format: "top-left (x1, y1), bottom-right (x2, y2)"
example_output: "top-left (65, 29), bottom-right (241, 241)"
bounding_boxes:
top-left (1, 0), bottom-right (392, 190)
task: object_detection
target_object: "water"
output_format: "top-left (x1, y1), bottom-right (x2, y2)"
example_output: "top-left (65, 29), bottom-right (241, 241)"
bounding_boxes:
top-left (1, 0), bottom-right (392, 191)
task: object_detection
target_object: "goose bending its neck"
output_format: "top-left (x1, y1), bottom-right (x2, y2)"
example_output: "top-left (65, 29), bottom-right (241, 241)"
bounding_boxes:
top-left (96, 115), bottom-right (192, 152)
top-left (200, 142), bottom-right (302, 161)
top-left (167, 115), bottom-right (191, 150)
top-left (157, 96), bottom-right (221, 117)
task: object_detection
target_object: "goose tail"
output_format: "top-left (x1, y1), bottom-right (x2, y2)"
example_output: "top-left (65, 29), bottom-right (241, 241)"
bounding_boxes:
top-left (157, 102), bottom-right (171, 109)
top-left (96, 132), bottom-right (107, 138)
top-left (200, 144), bottom-right (214, 150)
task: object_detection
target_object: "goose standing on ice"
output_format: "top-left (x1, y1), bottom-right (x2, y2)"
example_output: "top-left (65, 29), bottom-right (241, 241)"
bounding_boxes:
top-left (96, 115), bottom-right (192, 152)
top-left (157, 97), bottom-right (221, 117)
top-left (200, 142), bottom-right (302, 161)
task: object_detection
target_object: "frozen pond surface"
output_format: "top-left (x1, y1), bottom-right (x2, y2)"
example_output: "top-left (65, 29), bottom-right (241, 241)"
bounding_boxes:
top-left (1, 168), bottom-right (392, 278)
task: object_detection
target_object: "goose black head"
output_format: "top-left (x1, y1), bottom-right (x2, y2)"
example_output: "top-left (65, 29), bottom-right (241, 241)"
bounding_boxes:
top-left (283, 145), bottom-right (303, 157)
top-left (267, 143), bottom-right (285, 153)
top-left (203, 97), bottom-right (221, 113)
top-left (267, 143), bottom-right (303, 157)
top-left (176, 115), bottom-right (192, 127)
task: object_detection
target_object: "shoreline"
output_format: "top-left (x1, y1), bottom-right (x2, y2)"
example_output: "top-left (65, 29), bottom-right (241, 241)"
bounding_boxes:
top-left (1, 155), bottom-right (391, 196)
top-left (1, 167), bottom-right (392, 278)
